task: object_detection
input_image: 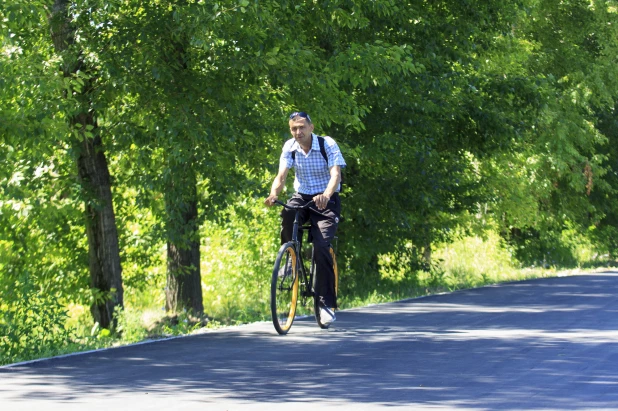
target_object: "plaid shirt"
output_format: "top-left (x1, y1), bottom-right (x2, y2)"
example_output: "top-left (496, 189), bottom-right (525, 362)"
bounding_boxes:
top-left (280, 133), bottom-right (346, 195)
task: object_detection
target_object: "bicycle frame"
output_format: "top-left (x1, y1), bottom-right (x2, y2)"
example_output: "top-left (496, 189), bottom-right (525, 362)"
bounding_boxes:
top-left (280, 201), bottom-right (317, 302)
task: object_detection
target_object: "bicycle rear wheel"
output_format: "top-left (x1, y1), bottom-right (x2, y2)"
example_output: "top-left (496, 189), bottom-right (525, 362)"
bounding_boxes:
top-left (331, 245), bottom-right (339, 296)
top-left (271, 243), bottom-right (299, 335)
top-left (314, 245), bottom-right (339, 329)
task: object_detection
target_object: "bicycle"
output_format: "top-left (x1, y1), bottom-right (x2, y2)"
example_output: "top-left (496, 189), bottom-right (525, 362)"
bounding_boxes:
top-left (270, 199), bottom-right (339, 335)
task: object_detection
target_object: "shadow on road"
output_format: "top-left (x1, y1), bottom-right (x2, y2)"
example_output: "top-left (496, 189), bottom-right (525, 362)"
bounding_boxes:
top-left (2, 272), bottom-right (618, 409)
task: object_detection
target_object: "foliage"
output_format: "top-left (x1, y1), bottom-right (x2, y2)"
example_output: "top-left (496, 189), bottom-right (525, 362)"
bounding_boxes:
top-left (0, 285), bottom-right (73, 365)
top-left (201, 177), bottom-right (280, 324)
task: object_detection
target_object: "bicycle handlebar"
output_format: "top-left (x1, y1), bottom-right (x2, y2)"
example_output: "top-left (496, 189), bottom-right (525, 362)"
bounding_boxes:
top-left (272, 198), bottom-right (336, 220)
top-left (273, 199), bottom-right (315, 210)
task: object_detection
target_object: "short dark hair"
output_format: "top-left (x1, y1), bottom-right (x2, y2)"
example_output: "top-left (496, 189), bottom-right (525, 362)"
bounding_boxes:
top-left (289, 111), bottom-right (312, 123)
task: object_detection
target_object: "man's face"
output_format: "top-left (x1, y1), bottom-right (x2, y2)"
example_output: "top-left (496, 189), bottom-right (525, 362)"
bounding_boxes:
top-left (289, 117), bottom-right (314, 147)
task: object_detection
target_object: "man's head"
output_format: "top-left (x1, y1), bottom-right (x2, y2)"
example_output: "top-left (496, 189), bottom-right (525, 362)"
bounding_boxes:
top-left (289, 111), bottom-right (314, 149)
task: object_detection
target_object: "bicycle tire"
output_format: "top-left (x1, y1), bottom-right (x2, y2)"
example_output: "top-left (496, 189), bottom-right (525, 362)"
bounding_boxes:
top-left (314, 245), bottom-right (339, 329)
top-left (271, 243), bottom-right (299, 335)
top-left (331, 245), bottom-right (339, 296)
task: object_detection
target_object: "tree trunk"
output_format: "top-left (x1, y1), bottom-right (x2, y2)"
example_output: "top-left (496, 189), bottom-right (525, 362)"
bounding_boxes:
top-left (76, 130), bottom-right (124, 328)
top-left (51, 0), bottom-right (123, 329)
top-left (422, 242), bottom-right (432, 270)
top-left (164, 171), bottom-right (204, 315)
top-left (161, 36), bottom-right (204, 316)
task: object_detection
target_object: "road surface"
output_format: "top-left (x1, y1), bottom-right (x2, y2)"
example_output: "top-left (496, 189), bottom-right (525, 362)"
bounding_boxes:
top-left (2, 272), bottom-right (618, 410)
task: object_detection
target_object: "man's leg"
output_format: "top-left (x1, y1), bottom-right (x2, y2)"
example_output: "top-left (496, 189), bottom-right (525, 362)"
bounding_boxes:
top-left (311, 193), bottom-right (340, 309)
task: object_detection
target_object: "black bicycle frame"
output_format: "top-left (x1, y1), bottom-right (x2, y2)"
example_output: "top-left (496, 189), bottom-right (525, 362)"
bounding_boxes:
top-left (292, 211), bottom-right (316, 299)
top-left (276, 200), bottom-right (319, 299)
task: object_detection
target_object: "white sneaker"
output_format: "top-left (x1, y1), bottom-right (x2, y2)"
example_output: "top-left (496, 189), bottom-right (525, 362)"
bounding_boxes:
top-left (319, 306), bottom-right (336, 326)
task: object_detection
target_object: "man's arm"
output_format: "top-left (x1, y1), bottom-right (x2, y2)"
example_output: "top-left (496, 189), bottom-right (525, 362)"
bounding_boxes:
top-left (313, 165), bottom-right (341, 210)
top-left (264, 164), bottom-right (290, 207)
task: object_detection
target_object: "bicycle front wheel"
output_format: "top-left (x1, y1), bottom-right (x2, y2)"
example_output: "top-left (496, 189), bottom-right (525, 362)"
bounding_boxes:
top-left (271, 243), bottom-right (299, 335)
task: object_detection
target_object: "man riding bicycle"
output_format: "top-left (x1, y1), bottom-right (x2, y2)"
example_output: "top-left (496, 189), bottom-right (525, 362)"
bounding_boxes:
top-left (265, 111), bottom-right (346, 326)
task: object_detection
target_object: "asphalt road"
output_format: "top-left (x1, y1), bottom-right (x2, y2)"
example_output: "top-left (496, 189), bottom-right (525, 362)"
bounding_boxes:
top-left (2, 272), bottom-right (618, 411)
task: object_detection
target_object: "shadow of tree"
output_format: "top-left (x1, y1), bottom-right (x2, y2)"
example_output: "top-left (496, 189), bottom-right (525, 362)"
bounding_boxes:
top-left (2, 272), bottom-right (618, 410)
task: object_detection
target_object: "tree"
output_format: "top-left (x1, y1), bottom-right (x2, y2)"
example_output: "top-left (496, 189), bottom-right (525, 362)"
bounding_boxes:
top-left (491, 0), bottom-right (618, 264)
top-left (49, 0), bottom-right (124, 327)
top-left (273, 1), bottom-right (531, 276)
top-left (1, 0), bottom-right (125, 329)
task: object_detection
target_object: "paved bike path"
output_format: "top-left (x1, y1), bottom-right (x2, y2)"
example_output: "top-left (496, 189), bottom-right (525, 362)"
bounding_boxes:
top-left (2, 272), bottom-right (618, 410)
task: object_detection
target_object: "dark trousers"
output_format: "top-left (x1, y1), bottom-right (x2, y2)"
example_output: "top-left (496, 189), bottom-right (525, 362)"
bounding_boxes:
top-left (280, 192), bottom-right (340, 308)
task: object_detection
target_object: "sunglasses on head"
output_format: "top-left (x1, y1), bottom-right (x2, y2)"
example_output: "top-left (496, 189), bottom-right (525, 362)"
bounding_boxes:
top-left (289, 111), bottom-right (312, 123)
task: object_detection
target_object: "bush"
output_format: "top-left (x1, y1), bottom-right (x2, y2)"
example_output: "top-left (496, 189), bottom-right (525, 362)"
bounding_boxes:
top-left (0, 286), bottom-right (74, 365)
top-left (506, 222), bottom-right (597, 268)
top-left (200, 194), bottom-right (280, 324)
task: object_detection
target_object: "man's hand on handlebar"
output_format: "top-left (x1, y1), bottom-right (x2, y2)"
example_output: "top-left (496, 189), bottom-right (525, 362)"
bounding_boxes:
top-left (313, 193), bottom-right (330, 210)
top-left (264, 194), bottom-right (278, 207)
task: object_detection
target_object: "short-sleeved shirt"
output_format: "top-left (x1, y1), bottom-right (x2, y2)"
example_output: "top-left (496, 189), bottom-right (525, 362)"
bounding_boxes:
top-left (280, 133), bottom-right (346, 195)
